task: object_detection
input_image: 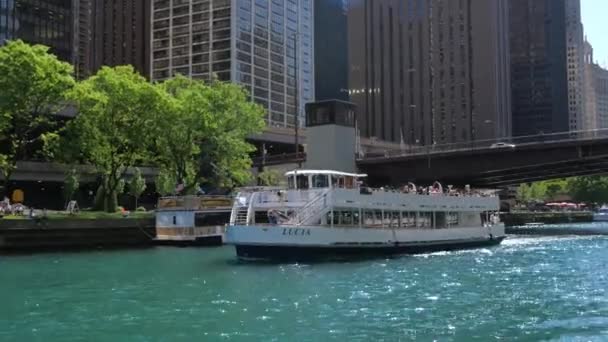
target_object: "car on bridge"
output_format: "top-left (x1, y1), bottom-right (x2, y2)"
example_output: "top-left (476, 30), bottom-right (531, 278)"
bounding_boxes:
top-left (490, 142), bottom-right (516, 149)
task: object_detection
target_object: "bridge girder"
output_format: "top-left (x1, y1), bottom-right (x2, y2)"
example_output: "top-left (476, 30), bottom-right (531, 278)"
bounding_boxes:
top-left (356, 139), bottom-right (608, 187)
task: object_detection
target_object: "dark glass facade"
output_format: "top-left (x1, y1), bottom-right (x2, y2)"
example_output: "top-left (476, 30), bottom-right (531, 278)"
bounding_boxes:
top-left (0, 0), bottom-right (74, 63)
top-left (75, 0), bottom-right (151, 79)
top-left (509, 0), bottom-right (569, 136)
top-left (347, 0), bottom-right (511, 145)
top-left (314, 0), bottom-right (348, 101)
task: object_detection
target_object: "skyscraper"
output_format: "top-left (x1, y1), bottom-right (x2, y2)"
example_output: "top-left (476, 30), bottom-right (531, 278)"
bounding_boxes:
top-left (347, 0), bottom-right (511, 145)
top-left (509, 0), bottom-right (580, 136)
top-left (75, 0), bottom-right (151, 79)
top-left (584, 38), bottom-right (608, 129)
top-left (314, 0), bottom-right (348, 102)
top-left (151, 0), bottom-right (315, 129)
top-left (0, 0), bottom-right (75, 63)
top-left (565, 0), bottom-right (585, 131)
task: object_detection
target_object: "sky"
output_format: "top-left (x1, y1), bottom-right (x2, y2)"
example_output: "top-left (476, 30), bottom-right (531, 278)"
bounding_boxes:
top-left (582, 0), bottom-right (608, 67)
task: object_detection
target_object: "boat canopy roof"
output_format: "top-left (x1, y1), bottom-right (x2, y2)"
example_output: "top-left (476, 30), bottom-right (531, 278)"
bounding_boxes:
top-left (284, 170), bottom-right (368, 178)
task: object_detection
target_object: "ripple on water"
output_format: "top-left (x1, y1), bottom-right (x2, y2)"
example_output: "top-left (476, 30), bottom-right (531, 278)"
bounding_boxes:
top-left (2, 235), bottom-right (608, 340)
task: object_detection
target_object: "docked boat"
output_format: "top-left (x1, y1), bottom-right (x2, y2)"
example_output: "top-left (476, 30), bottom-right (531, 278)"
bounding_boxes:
top-left (155, 196), bottom-right (232, 246)
top-left (594, 207), bottom-right (608, 222)
top-left (225, 170), bottom-right (505, 260)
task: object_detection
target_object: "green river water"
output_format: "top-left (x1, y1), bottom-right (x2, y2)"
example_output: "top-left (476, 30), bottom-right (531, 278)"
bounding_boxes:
top-left (2, 235), bottom-right (608, 341)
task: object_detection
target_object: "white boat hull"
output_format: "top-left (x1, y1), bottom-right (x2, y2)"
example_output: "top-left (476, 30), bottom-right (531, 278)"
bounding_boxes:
top-left (226, 224), bottom-right (505, 260)
top-left (593, 214), bottom-right (608, 222)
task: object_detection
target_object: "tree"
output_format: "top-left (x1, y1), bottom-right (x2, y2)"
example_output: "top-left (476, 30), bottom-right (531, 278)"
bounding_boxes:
top-left (258, 169), bottom-right (282, 186)
top-left (63, 168), bottom-right (80, 207)
top-left (567, 176), bottom-right (608, 204)
top-left (0, 40), bottom-right (75, 195)
top-left (57, 66), bottom-right (167, 212)
top-left (128, 168), bottom-right (147, 209)
top-left (155, 169), bottom-right (176, 197)
top-left (155, 75), bottom-right (265, 192)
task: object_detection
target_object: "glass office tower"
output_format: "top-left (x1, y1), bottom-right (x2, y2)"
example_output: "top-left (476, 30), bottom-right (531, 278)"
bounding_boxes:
top-left (0, 0), bottom-right (74, 62)
top-left (151, 0), bottom-right (314, 128)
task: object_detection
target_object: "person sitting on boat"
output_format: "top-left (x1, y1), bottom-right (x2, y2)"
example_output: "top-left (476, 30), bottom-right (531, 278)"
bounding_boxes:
top-left (268, 209), bottom-right (278, 225)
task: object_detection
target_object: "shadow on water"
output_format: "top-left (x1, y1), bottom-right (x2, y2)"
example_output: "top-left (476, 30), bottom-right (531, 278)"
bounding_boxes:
top-left (0, 245), bottom-right (156, 257)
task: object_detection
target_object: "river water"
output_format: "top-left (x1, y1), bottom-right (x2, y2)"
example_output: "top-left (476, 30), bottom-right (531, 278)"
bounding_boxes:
top-left (2, 235), bottom-right (608, 341)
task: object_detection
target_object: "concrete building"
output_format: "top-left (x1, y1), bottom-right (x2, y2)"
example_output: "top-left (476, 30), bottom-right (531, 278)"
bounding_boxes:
top-left (0, 0), bottom-right (75, 63)
top-left (584, 39), bottom-right (608, 129)
top-left (583, 39), bottom-right (597, 130)
top-left (565, 0), bottom-right (585, 131)
top-left (75, 0), bottom-right (151, 79)
top-left (151, 0), bottom-right (315, 129)
top-left (346, 0), bottom-right (511, 146)
top-left (598, 68), bottom-right (608, 129)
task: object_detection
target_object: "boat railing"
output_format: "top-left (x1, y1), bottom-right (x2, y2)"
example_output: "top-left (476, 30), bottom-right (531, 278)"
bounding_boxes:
top-left (286, 189), bottom-right (332, 226)
top-left (158, 195), bottom-right (233, 210)
top-left (231, 191), bottom-right (256, 225)
top-left (362, 187), bottom-right (497, 198)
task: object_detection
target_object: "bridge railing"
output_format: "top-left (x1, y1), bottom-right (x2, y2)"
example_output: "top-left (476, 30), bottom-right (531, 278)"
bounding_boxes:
top-left (251, 152), bottom-right (307, 167)
top-left (359, 128), bottom-right (608, 159)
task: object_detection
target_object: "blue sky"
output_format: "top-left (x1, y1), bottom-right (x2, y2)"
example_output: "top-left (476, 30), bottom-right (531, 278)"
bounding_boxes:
top-left (582, 0), bottom-right (608, 67)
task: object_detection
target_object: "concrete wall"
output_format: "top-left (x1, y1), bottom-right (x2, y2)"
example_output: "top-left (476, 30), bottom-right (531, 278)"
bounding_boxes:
top-left (0, 218), bottom-right (155, 252)
top-left (305, 124), bottom-right (356, 173)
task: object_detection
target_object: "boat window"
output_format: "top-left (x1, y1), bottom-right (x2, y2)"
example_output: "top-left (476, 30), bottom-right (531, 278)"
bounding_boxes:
top-left (447, 212), bottom-right (459, 227)
top-left (195, 212), bottom-right (230, 227)
top-left (363, 210), bottom-right (374, 226)
top-left (312, 174), bottom-right (329, 188)
top-left (383, 211), bottom-right (392, 227)
top-left (287, 176), bottom-right (295, 189)
top-left (344, 177), bottom-right (356, 189)
top-left (374, 210), bottom-right (383, 227)
top-left (391, 212), bottom-right (400, 228)
top-left (353, 211), bottom-right (360, 226)
top-left (296, 175), bottom-right (310, 189)
top-left (340, 211), bottom-right (353, 226)
top-left (435, 212), bottom-right (447, 229)
top-left (401, 212), bottom-right (416, 228)
top-left (418, 212), bottom-right (432, 228)
top-left (331, 175), bottom-right (345, 188)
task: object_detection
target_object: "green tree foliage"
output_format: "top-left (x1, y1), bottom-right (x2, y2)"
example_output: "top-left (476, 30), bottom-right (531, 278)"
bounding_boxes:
top-left (0, 40), bottom-right (75, 194)
top-left (128, 168), bottom-right (147, 209)
top-left (58, 66), bottom-right (166, 212)
top-left (258, 169), bottom-right (282, 186)
top-left (567, 176), bottom-right (608, 204)
top-left (155, 75), bottom-right (265, 192)
top-left (517, 177), bottom-right (608, 204)
top-left (155, 169), bottom-right (176, 197)
top-left (63, 168), bottom-right (79, 206)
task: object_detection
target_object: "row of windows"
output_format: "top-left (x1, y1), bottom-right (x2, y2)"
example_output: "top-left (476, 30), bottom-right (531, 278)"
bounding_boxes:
top-left (323, 209), bottom-right (464, 229)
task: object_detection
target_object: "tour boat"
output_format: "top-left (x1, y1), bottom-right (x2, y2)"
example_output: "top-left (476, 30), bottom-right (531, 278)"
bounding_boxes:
top-left (225, 170), bottom-right (505, 260)
top-left (155, 196), bottom-right (232, 246)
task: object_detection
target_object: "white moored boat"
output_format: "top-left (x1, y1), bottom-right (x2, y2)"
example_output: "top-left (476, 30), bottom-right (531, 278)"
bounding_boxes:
top-left (225, 170), bottom-right (505, 260)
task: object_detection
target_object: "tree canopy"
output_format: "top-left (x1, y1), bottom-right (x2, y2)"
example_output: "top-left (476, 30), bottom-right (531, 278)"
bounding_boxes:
top-left (517, 176), bottom-right (608, 204)
top-left (54, 66), bottom-right (167, 211)
top-left (128, 168), bottom-right (147, 209)
top-left (0, 40), bottom-right (75, 193)
top-left (155, 75), bottom-right (265, 193)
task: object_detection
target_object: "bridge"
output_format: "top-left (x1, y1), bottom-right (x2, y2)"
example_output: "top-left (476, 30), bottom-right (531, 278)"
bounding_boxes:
top-left (356, 129), bottom-right (608, 187)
